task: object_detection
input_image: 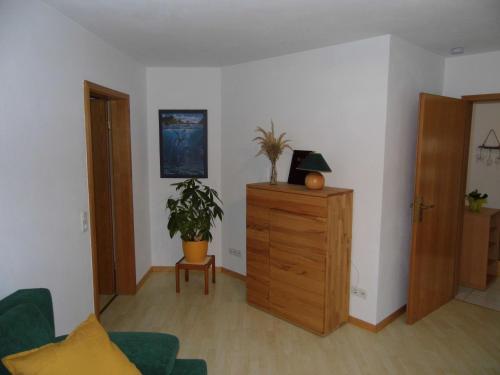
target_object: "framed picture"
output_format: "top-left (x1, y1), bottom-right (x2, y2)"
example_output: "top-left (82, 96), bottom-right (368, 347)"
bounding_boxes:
top-left (287, 150), bottom-right (313, 185)
top-left (159, 109), bottom-right (208, 178)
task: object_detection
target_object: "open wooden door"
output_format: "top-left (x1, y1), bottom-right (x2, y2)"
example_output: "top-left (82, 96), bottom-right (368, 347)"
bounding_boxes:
top-left (407, 93), bottom-right (472, 324)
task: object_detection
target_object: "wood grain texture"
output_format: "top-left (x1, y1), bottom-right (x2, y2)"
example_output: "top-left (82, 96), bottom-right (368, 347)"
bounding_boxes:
top-left (325, 192), bottom-right (353, 331)
top-left (270, 209), bottom-right (327, 254)
top-left (408, 93), bottom-right (472, 324)
top-left (221, 267), bottom-right (246, 281)
top-left (247, 186), bottom-right (329, 217)
top-left (147, 265), bottom-right (247, 281)
top-left (150, 266), bottom-right (175, 272)
top-left (136, 268), bottom-right (153, 291)
top-left (110, 99), bottom-right (136, 295)
top-left (347, 315), bottom-right (378, 332)
top-left (85, 80), bottom-right (129, 100)
top-left (175, 256), bottom-right (216, 295)
top-left (348, 305), bottom-right (406, 333)
top-left (247, 184), bottom-right (353, 335)
top-left (454, 100), bottom-right (473, 292)
top-left (460, 209), bottom-right (500, 289)
top-left (246, 205), bottom-right (270, 310)
top-left (84, 82), bottom-right (101, 316)
top-left (89, 99), bottom-right (115, 296)
top-left (83, 81), bottom-right (136, 316)
top-left (247, 182), bottom-right (353, 197)
top-left (462, 93), bottom-right (500, 102)
top-left (101, 272), bottom-right (500, 375)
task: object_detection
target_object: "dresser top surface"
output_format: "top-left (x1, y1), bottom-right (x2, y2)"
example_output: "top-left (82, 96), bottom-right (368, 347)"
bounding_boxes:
top-left (247, 182), bottom-right (353, 197)
top-left (464, 207), bottom-right (500, 217)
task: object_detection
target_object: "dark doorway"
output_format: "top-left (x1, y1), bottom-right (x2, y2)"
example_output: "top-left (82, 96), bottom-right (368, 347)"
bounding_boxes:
top-left (84, 81), bottom-right (137, 318)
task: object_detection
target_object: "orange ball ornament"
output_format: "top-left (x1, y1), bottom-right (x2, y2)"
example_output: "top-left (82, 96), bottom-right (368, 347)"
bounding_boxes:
top-left (304, 172), bottom-right (325, 190)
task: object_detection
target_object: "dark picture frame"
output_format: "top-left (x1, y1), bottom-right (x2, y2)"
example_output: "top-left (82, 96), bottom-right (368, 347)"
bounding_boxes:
top-left (287, 150), bottom-right (313, 185)
top-left (159, 109), bottom-right (208, 178)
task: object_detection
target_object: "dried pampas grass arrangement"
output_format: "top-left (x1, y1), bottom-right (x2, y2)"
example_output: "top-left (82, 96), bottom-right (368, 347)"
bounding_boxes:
top-left (253, 120), bottom-right (292, 184)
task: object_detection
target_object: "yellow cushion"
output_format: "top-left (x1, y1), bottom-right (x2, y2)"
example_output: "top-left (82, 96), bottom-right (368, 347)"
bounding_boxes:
top-left (2, 314), bottom-right (141, 375)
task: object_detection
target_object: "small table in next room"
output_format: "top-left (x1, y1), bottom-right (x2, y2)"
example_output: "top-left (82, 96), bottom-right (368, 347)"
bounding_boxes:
top-left (175, 255), bottom-right (216, 295)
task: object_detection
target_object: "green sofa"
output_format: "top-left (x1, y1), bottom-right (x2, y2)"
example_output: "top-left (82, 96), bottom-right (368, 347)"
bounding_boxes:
top-left (0, 289), bottom-right (206, 375)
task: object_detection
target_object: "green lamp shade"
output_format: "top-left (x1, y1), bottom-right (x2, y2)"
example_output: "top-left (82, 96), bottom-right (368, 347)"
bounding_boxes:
top-left (296, 152), bottom-right (332, 172)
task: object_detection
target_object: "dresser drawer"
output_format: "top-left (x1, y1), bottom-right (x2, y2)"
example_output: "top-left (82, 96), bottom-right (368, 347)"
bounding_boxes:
top-left (247, 187), bottom-right (327, 217)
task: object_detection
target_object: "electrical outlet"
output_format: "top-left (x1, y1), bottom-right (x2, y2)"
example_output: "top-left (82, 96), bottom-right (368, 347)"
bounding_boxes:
top-left (351, 286), bottom-right (367, 299)
top-left (80, 211), bottom-right (89, 233)
top-left (229, 248), bottom-right (242, 257)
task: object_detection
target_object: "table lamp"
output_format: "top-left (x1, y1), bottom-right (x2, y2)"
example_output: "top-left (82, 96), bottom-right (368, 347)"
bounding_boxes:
top-left (296, 152), bottom-right (332, 190)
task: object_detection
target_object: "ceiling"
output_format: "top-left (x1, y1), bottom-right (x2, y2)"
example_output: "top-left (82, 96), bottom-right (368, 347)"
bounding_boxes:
top-left (43, 0), bottom-right (500, 67)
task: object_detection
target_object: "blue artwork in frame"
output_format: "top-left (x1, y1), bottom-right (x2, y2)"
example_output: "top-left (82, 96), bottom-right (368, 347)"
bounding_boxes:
top-left (159, 109), bottom-right (208, 178)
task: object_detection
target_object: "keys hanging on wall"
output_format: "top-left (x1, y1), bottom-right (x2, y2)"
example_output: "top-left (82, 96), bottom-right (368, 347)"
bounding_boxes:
top-left (476, 129), bottom-right (500, 166)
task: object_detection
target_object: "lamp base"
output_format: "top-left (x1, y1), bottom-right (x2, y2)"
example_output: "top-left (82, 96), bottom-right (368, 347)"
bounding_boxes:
top-left (304, 172), bottom-right (325, 190)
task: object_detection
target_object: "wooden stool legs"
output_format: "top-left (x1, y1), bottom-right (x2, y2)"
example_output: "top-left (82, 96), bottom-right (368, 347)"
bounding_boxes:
top-left (212, 256), bottom-right (216, 283)
top-left (175, 263), bottom-right (180, 293)
top-left (204, 268), bottom-right (209, 295)
top-left (175, 255), bottom-right (215, 294)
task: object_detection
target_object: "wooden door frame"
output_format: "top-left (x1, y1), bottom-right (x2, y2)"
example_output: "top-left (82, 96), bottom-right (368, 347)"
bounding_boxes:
top-left (83, 81), bottom-right (136, 318)
top-left (462, 93), bottom-right (500, 103)
top-left (455, 93), bottom-right (500, 291)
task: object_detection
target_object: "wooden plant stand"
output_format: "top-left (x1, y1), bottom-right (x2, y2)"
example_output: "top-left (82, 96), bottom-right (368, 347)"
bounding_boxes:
top-left (175, 255), bottom-right (216, 295)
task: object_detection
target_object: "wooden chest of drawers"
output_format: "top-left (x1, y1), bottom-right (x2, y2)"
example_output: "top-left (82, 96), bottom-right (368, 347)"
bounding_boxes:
top-left (246, 182), bottom-right (353, 335)
top-left (460, 208), bottom-right (500, 290)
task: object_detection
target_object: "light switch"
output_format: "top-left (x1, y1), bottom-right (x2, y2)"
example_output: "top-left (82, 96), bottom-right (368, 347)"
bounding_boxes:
top-left (81, 211), bottom-right (89, 232)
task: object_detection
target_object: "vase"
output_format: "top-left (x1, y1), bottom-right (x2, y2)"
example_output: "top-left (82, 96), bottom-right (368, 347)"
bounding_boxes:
top-left (270, 161), bottom-right (278, 185)
top-left (467, 197), bottom-right (486, 212)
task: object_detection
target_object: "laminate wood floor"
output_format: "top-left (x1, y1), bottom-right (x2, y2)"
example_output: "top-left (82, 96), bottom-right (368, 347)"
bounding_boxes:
top-left (456, 278), bottom-right (500, 312)
top-left (101, 272), bottom-right (500, 375)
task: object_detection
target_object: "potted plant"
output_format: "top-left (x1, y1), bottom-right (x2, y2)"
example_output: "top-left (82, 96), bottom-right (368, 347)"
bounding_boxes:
top-left (466, 189), bottom-right (488, 212)
top-left (166, 178), bottom-right (223, 263)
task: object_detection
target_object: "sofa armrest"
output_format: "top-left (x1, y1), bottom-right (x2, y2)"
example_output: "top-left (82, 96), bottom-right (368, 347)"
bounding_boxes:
top-left (170, 359), bottom-right (207, 375)
top-left (53, 335), bottom-right (66, 343)
top-left (108, 332), bottom-right (179, 375)
top-left (0, 289), bottom-right (54, 337)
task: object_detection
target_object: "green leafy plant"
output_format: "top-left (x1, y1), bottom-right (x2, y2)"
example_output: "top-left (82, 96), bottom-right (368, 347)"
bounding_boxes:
top-left (466, 189), bottom-right (488, 212)
top-left (166, 178), bottom-right (223, 242)
top-left (466, 189), bottom-right (488, 201)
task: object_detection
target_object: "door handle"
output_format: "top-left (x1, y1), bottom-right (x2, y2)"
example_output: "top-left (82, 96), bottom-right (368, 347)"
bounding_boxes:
top-left (420, 203), bottom-right (435, 210)
top-left (412, 197), bottom-right (435, 223)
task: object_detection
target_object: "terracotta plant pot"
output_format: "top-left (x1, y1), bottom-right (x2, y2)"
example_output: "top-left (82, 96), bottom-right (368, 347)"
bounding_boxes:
top-left (182, 240), bottom-right (208, 263)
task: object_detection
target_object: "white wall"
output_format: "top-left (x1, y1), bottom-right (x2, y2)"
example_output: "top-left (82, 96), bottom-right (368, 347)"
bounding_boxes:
top-left (443, 51), bottom-right (500, 210)
top-left (0, 0), bottom-right (150, 334)
top-left (377, 36), bottom-right (444, 323)
top-left (146, 68), bottom-right (222, 266)
top-left (443, 51), bottom-right (500, 98)
top-left (466, 103), bottom-right (500, 208)
top-left (4, 0), bottom-right (489, 330)
top-left (221, 36), bottom-right (391, 323)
